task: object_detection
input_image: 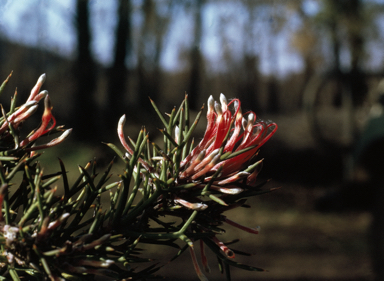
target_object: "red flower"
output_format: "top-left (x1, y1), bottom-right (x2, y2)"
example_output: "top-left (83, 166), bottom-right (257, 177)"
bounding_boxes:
top-left (179, 94), bottom-right (277, 188)
top-left (0, 73), bottom-right (71, 152)
top-left (118, 93), bottom-right (277, 205)
top-left (117, 94), bottom-right (277, 279)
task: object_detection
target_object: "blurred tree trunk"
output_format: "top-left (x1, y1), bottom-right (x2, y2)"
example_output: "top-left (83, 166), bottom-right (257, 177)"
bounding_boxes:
top-left (237, 1), bottom-right (270, 113)
top-left (327, 8), bottom-right (343, 107)
top-left (322, 0), bottom-right (367, 107)
top-left (137, 0), bottom-right (169, 112)
top-left (323, 0), bottom-right (366, 142)
top-left (291, 4), bottom-right (319, 108)
top-left (73, 0), bottom-right (97, 141)
top-left (137, 0), bottom-right (156, 112)
top-left (188, 0), bottom-right (204, 111)
top-left (266, 76), bottom-right (279, 114)
top-left (237, 55), bottom-right (260, 112)
top-left (344, 0), bottom-right (367, 106)
top-left (105, 0), bottom-right (131, 136)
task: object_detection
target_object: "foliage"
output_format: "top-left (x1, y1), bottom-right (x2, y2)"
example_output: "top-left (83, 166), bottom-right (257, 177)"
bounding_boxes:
top-left (0, 74), bottom-right (277, 281)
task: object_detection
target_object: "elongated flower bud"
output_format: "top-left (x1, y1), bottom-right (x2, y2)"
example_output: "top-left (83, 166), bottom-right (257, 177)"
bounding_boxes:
top-left (27, 73), bottom-right (46, 102)
top-left (220, 93), bottom-right (227, 112)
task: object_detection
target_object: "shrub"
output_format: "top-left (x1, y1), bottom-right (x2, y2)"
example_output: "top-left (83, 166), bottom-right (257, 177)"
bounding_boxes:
top-left (0, 74), bottom-right (277, 281)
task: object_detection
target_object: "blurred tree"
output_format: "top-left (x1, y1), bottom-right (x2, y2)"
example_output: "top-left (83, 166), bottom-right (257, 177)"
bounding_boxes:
top-left (237, 1), bottom-right (262, 112)
top-left (290, 2), bottom-right (322, 102)
top-left (105, 0), bottom-right (131, 135)
top-left (295, 0), bottom-right (369, 106)
top-left (136, 0), bottom-right (171, 112)
top-left (237, 54), bottom-right (262, 112)
top-left (188, 0), bottom-right (204, 110)
top-left (72, 0), bottom-right (98, 142)
top-left (322, 0), bottom-right (366, 106)
top-left (297, 0), bottom-right (383, 149)
top-left (339, 0), bottom-right (367, 106)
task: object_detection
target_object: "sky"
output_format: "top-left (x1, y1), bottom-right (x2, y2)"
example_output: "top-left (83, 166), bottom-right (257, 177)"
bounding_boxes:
top-left (0, 0), bottom-right (383, 77)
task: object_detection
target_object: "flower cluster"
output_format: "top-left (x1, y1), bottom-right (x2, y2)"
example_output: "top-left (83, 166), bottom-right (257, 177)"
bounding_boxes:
top-left (117, 93), bottom-right (277, 280)
top-left (178, 94), bottom-right (276, 197)
top-left (0, 73), bottom-right (71, 153)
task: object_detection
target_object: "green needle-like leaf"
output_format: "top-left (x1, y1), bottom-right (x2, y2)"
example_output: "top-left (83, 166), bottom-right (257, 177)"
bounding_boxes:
top-left (0, 72), bottom-right (12, 99)
top-left (149, 97), bottom-right (168, 128)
